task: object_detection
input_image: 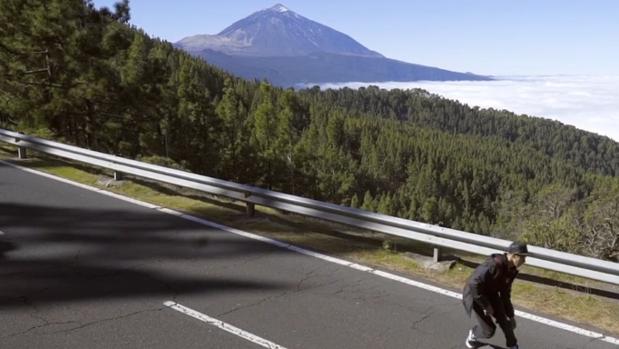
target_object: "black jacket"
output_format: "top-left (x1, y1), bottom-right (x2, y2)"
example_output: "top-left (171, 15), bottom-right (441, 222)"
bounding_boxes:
top-left (462, 253), bottom-right (518, 318)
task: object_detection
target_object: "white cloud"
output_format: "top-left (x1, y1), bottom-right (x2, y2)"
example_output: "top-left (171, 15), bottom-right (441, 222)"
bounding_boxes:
top-left (315, 75), bottom-right (619, 142)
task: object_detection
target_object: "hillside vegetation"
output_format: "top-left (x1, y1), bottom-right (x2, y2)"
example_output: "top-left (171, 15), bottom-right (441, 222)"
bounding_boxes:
top-left (1, 0), bottom-right (617, 260)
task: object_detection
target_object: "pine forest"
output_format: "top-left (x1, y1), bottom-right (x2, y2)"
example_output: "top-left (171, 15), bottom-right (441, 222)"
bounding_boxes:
top-left (1, 0), bottom-right (617, 261)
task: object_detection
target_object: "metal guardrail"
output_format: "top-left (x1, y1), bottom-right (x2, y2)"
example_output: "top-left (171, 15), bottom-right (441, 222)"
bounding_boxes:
top-left (1, 128), bottom-right (618, 285)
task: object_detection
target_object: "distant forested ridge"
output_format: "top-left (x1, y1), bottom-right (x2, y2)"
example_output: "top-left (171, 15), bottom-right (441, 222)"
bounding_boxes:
top-left (1, 0), bottom-right (617, 260)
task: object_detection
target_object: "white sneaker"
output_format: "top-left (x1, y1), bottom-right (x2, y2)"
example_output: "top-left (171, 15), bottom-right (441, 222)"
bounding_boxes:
top-left (465, 329), bottom-right (482, 348)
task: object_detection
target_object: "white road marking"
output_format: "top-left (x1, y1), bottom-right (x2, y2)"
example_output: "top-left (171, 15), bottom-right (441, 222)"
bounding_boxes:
top-left (164, 301), bottom-right (288, 349)
top-left (3, 159), bottom-right (618, 346)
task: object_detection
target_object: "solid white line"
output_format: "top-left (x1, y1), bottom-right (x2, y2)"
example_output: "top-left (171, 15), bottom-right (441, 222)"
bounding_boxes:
top-left (3, 159), bottom-right (618, 346)
top-left (164, 301), bottom-right (288, 349)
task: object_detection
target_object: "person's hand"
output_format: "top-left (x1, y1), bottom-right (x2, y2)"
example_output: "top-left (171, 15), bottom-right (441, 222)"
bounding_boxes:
top-left (508, 317), bottom-right (517, 329)
top-left (483, 305), bottom-right (494, 317)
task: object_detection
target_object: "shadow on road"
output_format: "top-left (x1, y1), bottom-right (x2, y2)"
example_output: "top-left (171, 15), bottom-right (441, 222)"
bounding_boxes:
top-left (0, 239), bottom-right (16, 257)
top-left (0, 202), bottom-right (292, 308)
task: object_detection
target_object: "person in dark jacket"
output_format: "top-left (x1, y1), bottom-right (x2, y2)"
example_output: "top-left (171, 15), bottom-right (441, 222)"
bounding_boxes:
top-left (462, 241), bottom-right (529, 349)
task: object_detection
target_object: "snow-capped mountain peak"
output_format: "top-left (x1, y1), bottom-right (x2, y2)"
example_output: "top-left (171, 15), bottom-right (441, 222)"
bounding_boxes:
top-left (269, 3), bottom-right (290, 13)
top-left (176, 3), bottom-right (382, 58)
top-left (174, 3), bottom-right (490, 86)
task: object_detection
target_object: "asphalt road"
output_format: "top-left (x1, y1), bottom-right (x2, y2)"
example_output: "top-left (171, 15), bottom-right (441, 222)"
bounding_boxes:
top-left (0, 161), bottom-right (616, 349)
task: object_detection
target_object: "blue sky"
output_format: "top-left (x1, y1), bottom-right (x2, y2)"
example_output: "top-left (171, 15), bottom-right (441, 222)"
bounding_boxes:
top-left (92, 0), bottom-right (619, 76)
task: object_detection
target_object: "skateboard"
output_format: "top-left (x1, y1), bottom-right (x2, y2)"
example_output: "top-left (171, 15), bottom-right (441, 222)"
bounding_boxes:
top-left (467, 341), bottom-right (506, 349)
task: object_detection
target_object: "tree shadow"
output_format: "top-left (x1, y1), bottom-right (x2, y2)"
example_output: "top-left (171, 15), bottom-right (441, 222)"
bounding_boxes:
top-left (0, 258), bottom-right (283, 307)
top-left (0, 202), bottom-right (293, 309)
top-left (0, 239), bottom-right (17, 257)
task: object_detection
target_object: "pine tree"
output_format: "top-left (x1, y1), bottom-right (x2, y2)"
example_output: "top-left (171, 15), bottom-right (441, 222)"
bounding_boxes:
top-left (361, 190), bottom-right (374, 211)
top-left (350, 193), bottom-right (360, 208)
top-left (250, 82), bottom-right (277, 187)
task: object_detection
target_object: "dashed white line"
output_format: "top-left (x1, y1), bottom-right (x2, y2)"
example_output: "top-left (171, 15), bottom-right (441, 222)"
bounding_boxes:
top-left (164, 301), bottom-right (288, 349)
top-left (3, 159), bottom-right (619, 346)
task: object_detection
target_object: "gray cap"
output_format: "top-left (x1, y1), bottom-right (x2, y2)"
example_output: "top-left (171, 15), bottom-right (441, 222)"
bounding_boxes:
top-left (507, 241), bottom-right (529, 255)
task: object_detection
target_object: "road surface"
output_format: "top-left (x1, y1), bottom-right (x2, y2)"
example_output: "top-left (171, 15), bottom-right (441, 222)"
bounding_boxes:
top-left (0, 161), bottom-right (616, 348)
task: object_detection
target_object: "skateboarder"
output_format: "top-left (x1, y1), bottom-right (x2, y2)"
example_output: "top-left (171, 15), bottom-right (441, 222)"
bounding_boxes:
top-left (462, 241), bottom-right (529, 349)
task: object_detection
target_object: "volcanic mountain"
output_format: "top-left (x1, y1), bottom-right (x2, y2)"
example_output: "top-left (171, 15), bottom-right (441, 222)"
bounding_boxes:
top-left (176, 4), bottom-right (490, 86)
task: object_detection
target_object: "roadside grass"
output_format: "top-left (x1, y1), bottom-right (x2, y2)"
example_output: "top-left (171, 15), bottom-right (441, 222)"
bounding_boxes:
top-left (1, 144), bottom-right (618, 336)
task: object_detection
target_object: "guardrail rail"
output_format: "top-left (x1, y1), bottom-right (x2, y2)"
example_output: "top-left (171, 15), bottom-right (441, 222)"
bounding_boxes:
top-left (1, 128), bottom-right (618, 285)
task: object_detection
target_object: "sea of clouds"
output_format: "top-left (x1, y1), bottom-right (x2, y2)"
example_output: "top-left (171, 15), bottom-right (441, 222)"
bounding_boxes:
top-left (314, 75), bottom-right (619, 143)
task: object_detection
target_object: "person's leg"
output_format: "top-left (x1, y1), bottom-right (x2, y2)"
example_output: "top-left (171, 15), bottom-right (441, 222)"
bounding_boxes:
top-left (495, 314), bottom-right (518, 347)
top-left (471, 303), bottom-right (496, 339)
top-left (491, 300), bottom-right (517, 347)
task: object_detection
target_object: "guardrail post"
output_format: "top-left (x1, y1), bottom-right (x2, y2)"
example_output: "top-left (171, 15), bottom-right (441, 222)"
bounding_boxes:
top-left (433, 247), bottom-right (441, 263)
top-left (113, 171), bottom-right (122, 181)
top-left (246, 202), bottom-right (255, 217)
top-left (244, 192), bottom-right (255, 217)
top-left (15, 133), bottom-right (27, 159)
top-left (17, 146), bottom-right (27, 159)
